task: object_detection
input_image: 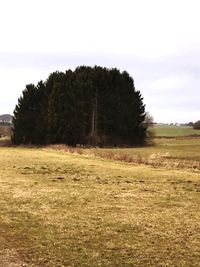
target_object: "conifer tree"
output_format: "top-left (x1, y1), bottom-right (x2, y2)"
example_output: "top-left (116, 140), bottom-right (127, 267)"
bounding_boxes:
top-left (12, 84), bottom-right (38, 144)
top-left (12, 66), bottom-right (149, 146)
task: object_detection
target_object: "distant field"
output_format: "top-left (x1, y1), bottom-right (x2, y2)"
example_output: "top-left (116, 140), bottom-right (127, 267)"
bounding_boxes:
top-left (90, 138), bottom-right (200, 170)
top-left (0, 138), bottom-right (200, 266)
top-left (153, 125), bottom-right (200, 137)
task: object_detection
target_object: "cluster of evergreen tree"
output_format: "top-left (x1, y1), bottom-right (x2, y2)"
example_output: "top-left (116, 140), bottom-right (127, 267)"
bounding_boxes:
top-left (12, 66), bottom-right (148, 146)
top-left (193, 120), bottom-right (200, 130)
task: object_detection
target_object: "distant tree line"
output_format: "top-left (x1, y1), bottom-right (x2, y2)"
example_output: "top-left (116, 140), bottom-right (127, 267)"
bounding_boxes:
top-left (0, 122), bottom-right (11, 126)
top-left (193, 121), bottom-right (200, 130)
top-left (12, 66), bottom-right (150, 146)
top-left (0, 125), bottom-right (11, 138)
top-left (185, 121), bottom-right (200, 129)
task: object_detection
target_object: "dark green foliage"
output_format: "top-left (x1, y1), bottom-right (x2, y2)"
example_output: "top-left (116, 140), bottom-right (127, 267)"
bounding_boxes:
top-left (12, 66), bottom-right (148, 146)
top-left (12, 84), bottom-right (39, 144)
top-left (193, 120), bottom-right (200, 130)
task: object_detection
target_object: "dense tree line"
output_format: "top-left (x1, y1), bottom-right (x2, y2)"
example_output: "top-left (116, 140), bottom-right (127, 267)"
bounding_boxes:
top-left (12, 66), bottom-right (149, 146)
top-left (193, 120), bottom-right (200, 130)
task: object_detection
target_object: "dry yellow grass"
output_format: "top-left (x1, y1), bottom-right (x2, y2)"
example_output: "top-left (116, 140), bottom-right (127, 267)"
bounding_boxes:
top-left (0, 144), bottom-right (200, 266)
top-left (47, 138), bottom-right (200, 170)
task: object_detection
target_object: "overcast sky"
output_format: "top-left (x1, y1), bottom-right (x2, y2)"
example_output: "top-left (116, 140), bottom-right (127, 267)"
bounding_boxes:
top-left (0, 0), bottom-right (199, 123)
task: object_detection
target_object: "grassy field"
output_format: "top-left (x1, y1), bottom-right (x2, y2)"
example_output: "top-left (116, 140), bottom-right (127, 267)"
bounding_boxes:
top-left (88, 138), bottom-right (200, 170)
top-left (153, 125), bottom-right (200, 137)
top-left (0, 137), bottom-right (200, 266)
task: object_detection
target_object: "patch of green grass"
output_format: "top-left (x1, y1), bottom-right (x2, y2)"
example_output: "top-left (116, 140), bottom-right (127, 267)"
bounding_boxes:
top-left (153, 125), bottom-right (200, 137)
top-left (88, 138), bottom-right (200, 170)
top-left (0, 145), bottom-right (200, 266)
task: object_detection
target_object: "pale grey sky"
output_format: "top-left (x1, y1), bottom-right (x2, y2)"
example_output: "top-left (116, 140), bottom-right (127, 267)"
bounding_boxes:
top-left (0, 0), bottom-right (199, 123)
